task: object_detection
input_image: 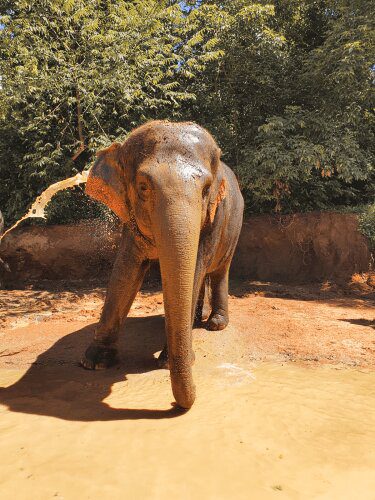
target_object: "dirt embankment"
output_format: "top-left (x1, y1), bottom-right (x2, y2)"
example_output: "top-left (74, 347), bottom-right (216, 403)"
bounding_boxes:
top-left (0, 212), bottom-right (372, 284)
top-left (0, 220), bottom-right (121, 282)
top-left (232, 212), bottom-right (372, 282)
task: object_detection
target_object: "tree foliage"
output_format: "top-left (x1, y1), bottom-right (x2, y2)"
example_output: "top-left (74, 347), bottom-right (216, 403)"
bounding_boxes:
top-left (0, 0), bottom-right (222, 222)
top-left (188, 0), bottom-right (375, 212)
top-left (0, 0), bottom-right (374, 224)
top-left (358, 203), bottom-right (375, 250)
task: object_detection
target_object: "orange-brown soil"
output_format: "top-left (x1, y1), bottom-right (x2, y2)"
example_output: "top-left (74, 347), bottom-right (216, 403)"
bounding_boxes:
top-left (0, 280), bottom-right (374, 499)
top-left (1, 280), bottom-right (374, 368)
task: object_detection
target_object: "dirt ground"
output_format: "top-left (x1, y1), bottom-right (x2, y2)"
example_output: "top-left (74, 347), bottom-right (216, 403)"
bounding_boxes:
top-left (0, 279), bottom-right (374, 499)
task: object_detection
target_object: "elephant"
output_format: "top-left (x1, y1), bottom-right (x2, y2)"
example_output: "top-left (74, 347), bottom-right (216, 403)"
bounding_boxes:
top-left (81, 120), bottom-right (244, 409)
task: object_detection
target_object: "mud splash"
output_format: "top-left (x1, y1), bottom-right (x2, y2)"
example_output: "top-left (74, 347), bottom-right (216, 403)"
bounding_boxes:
top-left (0, 170), bottom-right (89, 241)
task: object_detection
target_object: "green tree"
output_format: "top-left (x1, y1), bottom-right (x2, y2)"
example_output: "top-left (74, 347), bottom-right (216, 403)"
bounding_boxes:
top-left (188, 0), bottom-right (375, 212)
top-left (0, 0), bottom-right (222, 223)
top-left (1, 0), bottom-right (374, 223)
top-left (244, 0), bottom-right (375, 211)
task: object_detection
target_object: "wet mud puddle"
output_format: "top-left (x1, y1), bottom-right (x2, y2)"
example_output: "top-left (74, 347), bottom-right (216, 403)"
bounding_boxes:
top-left (0, 361), bottom-right (374, 499)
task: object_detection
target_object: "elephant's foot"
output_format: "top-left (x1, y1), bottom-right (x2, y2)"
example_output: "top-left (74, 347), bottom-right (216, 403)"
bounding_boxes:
top-left (81, 342), bottom-right (119, 370)
top-left (193, 306), bottom-right (211, 328)
top-left (207, 312), bottom-right (228, 331)
top-left (157, 347), bottom-right (195, 370)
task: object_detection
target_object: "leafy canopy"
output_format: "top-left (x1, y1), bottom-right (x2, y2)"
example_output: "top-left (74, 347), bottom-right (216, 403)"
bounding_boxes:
top-left (188, 0), bottom-right (375, 212)
top-left (0, 0), bottom-right (374, 224)
top-left (0, 0), bottom-right (222, 222)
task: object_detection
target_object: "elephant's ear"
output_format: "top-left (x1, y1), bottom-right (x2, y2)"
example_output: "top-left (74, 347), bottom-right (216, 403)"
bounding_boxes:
top-left (209, 164), bottom-right (227, 223)
top-left (86, 142), bottom-right (130, 223)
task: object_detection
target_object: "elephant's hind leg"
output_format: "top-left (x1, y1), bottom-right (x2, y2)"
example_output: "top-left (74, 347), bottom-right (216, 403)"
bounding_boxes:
top-left (207, 265), bottom-right (229, 331)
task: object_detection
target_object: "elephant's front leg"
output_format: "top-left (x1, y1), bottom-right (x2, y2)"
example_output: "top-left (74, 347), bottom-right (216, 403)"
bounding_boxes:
top-left (81, 232), bottom-right (149, 370)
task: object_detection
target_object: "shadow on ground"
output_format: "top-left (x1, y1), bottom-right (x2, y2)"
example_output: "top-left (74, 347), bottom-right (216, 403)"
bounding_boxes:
top-left (229, 280), bottom-right (375, 308)
top-left (339, 318), bottom-right (375, 329)
top-left (0, 315), bottom-right (183, 421)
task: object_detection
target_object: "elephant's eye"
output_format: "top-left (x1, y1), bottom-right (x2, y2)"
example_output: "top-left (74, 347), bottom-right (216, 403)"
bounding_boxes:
top-left (138, 181), bottom-right (150, 201)
top-left (202, 184), bottom-right (210, 199)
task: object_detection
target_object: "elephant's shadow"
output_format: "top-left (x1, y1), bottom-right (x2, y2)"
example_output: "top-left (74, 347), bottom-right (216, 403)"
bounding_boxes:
top-left (0, 315), bottom-right (182, 421)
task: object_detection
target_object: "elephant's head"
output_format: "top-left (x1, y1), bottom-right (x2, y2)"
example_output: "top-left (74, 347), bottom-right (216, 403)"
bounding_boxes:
top-left (86, 121), bottom-right (226, 408)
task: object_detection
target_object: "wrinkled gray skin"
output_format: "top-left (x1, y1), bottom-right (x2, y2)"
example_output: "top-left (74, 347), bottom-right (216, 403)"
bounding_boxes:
top-left (81, 121), bottom-right (244, 409)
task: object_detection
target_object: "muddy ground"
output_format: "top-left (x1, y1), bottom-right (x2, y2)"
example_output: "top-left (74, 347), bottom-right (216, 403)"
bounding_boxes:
top-left (0, 279), bottom-right (374, 498)
top-left (1, 279), bottom-right (374, 368)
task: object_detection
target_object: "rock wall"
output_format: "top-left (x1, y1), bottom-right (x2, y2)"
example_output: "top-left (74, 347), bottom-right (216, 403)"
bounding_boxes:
top-left (0, 212), bottom-right (372, 284)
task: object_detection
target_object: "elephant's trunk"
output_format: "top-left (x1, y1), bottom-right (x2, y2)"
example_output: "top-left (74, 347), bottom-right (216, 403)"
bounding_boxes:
top-left (151, 194), bottom-right (201, 409)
